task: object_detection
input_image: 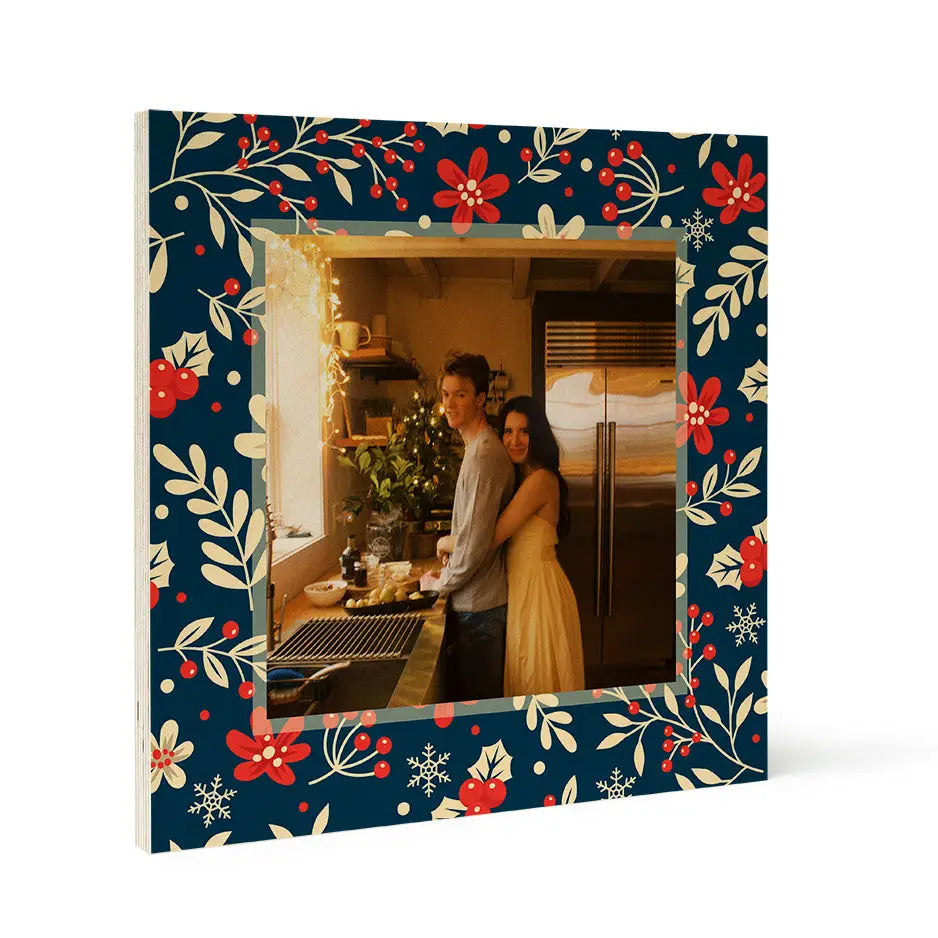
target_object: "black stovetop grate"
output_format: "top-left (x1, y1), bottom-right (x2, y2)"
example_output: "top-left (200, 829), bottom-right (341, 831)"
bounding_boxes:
top-left (269, 613), bottom-right (422, 667)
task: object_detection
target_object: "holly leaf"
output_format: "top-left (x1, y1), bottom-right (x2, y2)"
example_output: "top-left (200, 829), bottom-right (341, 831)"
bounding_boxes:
top-left (149, 542), bottom-right (174, 588)
top-left (707, 545), bottom-right (743, 590)
top-left (738, 359), bottom-right (768, 404)
top-left (162, 331), bottom-right (213, 376)
top-left (431, 796), bottom-right (467, 820)
top-left (468, 740), bottom-right (513, 782)
top-left (426, 122), bottom-right (471, 136)
top-left (675, 258), bottom-right (696, 306)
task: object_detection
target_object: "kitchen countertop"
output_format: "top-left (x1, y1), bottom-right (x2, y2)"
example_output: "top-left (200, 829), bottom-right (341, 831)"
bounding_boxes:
top-left (276, 557), bottom-right (447, 709)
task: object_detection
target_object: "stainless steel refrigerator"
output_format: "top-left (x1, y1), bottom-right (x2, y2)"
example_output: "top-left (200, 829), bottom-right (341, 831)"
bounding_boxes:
top-left (543, 320), bottom-right (676, 689)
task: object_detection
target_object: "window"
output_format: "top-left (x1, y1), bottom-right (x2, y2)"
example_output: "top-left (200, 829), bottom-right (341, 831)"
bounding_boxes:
top-left (266, 241), bottom-right (326, 561)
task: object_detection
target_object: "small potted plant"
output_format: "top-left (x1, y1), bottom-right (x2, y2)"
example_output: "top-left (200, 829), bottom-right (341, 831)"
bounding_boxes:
top-left (338, 434), bottom-right (413, 562)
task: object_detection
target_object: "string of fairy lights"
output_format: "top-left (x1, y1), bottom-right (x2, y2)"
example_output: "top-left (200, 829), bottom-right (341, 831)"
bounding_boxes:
top-left (266, 235), bottom-right (349, 450)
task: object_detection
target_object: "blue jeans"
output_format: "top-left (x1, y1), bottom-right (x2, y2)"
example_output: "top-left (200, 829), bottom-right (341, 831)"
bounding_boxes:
top-left (446, 604), bottom-right (508, 702)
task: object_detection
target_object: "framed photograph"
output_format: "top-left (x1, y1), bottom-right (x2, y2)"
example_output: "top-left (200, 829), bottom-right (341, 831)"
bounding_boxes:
top-left (137, 110), bottom-right (767, 851)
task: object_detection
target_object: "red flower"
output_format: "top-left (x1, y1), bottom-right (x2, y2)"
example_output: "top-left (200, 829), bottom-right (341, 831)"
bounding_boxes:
top-left (433, 147), bottom-right (509, 234)
top-left (702, 153), bottom-right (765, 224)
top-left (226, 707), bottom-right (310, 785)
top-left (676, 372), bottom-right (729, 454)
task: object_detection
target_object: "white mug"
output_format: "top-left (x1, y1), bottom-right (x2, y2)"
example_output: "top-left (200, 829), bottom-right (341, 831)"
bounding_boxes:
top-left (337, 321), bottom-right (372, 351)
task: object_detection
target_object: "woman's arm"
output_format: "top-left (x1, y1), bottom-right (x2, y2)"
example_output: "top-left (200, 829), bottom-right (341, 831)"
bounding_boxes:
top-left (490, 470), bottom-right (556, 549)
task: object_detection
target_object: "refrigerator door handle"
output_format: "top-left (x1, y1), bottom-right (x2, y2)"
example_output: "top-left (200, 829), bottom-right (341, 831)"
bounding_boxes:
top-left (595, 422), bottom-right (605, 619)
top-left (606, 422), bottom-right (616, 616)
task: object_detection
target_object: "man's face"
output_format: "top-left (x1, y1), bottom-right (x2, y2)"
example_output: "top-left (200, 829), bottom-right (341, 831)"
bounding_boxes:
top-left (441, 374), bottom-right (485, 432)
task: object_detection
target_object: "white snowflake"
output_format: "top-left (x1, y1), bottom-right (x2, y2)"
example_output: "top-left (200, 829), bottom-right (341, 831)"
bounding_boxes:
top-left (407, 743), bottom-right (451, 797)
top-left (681, 208), bottom-right (714, 251)
top-left (596, 767), bottom-right (636, 799)
top-left (611, 129), bottom-right (621, 140)
top-left (188, 775), bottom-right (237, 827)
top-left (727, 603), bottom-right (766, 646)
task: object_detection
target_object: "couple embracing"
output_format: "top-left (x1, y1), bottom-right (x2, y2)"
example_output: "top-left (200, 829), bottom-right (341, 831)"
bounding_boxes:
top-left (419, 352), bottom-right (585, 701)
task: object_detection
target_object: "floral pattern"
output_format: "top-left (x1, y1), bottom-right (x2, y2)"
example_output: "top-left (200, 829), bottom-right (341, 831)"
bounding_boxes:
top-left (676, 372), bottom-right (730, 454)
top-left (226, 708), bottom-right (311, 785)
top-left (433, 147), bottom-right (509, 233)
top-left (142, 111), bottom-right (767, 852)
top-left (703, 153), bottom-right (766, 224)
top-left (150, 720), bottom-right (193, 792)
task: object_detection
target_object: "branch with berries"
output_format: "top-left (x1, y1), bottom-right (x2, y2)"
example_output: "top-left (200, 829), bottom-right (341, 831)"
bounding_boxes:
top-left (597, 605), bottom-right (764, 786)
top-left (197, 277), bottom-right (265, 343)
top-left (593, 140), bottom-right (685, 237)
top-left (158, 616), bottom-right (265, 695)
top-left (307, 712), bottom-right (392, 785)
top-left (516, 126), bottom-right (587, 184)
top-left (678, 446), bottom-right (762, 525)
top-left (150, 114), bottom-right (429, 278)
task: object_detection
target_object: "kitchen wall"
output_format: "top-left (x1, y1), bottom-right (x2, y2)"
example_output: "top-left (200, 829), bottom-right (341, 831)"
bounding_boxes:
top-left (386, 276), bottom-right (532, 407)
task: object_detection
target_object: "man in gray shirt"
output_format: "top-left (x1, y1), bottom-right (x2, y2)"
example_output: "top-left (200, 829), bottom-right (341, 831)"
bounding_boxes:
top-left (420, 353), bottom-right (515, 701)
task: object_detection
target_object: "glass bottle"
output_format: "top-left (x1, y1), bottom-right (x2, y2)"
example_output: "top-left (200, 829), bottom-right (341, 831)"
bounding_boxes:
top-left (340, 534), bottom-right (361, 582)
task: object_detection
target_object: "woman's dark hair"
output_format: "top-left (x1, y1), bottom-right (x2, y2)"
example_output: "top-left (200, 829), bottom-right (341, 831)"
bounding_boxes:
top-left (497, 395), bottom-right (571, 540)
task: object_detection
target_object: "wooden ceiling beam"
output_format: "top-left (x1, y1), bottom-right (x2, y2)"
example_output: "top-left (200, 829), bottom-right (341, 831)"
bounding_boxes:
top-left (299, 234), bottom-right (674, 262)
top-left (403, 256), bottom-right (441, 298)
top-left (590, 258), bottom-right (629, 290)
top-left (530, 278), bottom-right (673, 295)
top-left (511, 257), bottom-right (531, 299)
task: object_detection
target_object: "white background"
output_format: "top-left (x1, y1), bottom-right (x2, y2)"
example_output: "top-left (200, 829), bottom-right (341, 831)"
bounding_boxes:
top-left (4, 2), bottom-right (935, 934)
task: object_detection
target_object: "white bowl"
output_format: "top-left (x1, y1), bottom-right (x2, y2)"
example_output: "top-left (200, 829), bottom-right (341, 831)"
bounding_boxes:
top-left (304, 580), bottom-right (348, 607)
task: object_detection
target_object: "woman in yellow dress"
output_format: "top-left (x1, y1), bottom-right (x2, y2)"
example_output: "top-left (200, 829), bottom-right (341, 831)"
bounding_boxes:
top-left (439, 396), bottom-right (585, 696)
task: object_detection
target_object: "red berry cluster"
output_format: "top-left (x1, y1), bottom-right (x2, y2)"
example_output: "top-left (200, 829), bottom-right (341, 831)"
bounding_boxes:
top-left (598, 141), bottom-right (642, 229)
top-left (739, 535), bottom-right (768, 587)
top-left (459, 776), bottom-right (506, 816)
top-left (661, 724), bottom-right (703, 771)
top-left (150, 358), bottom-right (199, 419)
top-left (236, 115), bottom-right (279, 168)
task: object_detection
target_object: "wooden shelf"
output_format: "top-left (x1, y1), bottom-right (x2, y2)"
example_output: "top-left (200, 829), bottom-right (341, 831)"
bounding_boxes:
top-left (334, 437), bottom-right (388, 449)
top-left (341, 348), bottom-right (419, 381)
